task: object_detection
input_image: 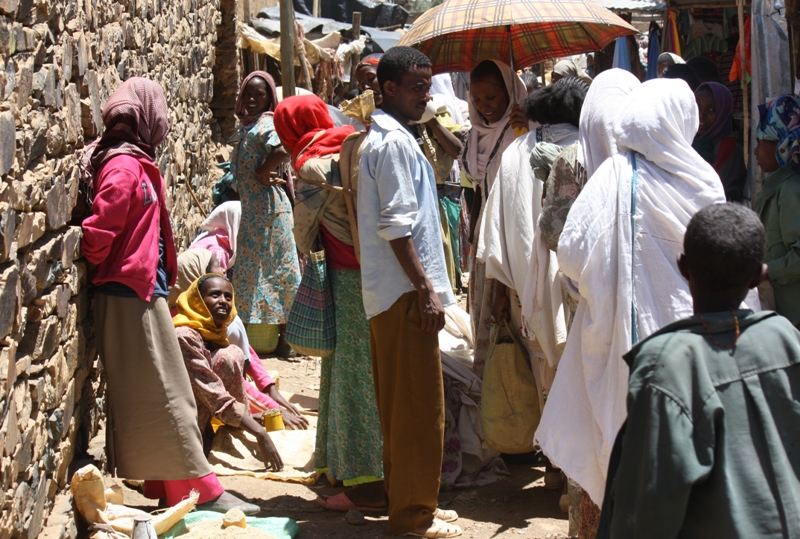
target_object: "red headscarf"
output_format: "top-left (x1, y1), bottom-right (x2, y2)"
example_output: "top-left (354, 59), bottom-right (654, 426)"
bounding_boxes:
top-left (274, 95), bottom-right (356, 171)
top-left (235, 70), bottom-right (278, 127)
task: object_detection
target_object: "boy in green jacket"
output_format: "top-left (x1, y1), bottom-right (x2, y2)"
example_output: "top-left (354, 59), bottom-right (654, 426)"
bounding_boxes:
top-left (598, 203), bottom-right (800, 538)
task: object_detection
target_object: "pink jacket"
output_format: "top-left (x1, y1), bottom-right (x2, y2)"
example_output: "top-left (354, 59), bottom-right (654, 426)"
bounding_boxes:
top-left (82, 155), bottom-right (178, 301)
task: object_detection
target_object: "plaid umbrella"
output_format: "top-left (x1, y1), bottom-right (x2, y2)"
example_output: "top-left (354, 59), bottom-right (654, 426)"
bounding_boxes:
top-left (397, 0), bottom-right (639, 75)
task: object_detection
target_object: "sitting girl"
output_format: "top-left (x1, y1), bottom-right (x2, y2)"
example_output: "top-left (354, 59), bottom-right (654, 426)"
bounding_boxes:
top-left (173, 274), bottom-right (285, 471)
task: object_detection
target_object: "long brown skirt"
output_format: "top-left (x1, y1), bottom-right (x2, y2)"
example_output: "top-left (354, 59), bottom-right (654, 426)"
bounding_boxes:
top-left (95, 293), bottom-right (211, 480)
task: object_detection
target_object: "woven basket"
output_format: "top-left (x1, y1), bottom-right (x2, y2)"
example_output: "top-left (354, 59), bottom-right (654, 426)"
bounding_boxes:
top-left (246, 323), bottom-right (280, 354)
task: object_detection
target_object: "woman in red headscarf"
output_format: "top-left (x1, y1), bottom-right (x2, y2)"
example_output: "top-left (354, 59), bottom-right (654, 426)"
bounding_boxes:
top-left (274, 95), bottom-right (387, 513)
top-left (229, 71), bottom-right (301, 358)
top-left (81, 77), bottom-right (259, 514)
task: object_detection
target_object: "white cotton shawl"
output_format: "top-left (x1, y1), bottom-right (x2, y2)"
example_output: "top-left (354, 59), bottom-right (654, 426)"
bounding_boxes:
top-left (477, 125), bottom-right (578, 294)
top-left (579, 69), bottom-right (641, 177)
top-left (196, 201), bottom-right (241, 267)
top-left (431, 74), bottom-right (466, 126)
top-left (535, 78), bottom-right (726, 506)
top-left (463, 61), bottom-right (528, 191)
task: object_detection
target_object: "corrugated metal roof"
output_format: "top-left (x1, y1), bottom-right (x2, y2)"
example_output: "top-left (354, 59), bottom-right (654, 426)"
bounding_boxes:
top-left (598, 0), bottom-right (666, 11)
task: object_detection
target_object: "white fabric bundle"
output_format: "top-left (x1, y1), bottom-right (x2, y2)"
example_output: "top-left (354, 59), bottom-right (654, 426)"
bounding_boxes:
top-left (535, 78), bottom-right (726, 506)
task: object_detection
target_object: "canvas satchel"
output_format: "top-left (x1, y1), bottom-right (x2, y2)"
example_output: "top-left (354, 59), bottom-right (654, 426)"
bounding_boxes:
top-left (481, 323), bottom-right (540, 454)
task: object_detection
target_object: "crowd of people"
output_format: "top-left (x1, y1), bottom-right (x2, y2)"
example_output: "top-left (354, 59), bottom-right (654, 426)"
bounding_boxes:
top-left (80, 42), bottom-right (800, 538)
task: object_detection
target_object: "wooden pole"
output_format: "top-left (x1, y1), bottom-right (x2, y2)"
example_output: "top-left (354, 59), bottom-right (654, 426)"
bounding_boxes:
top-left (738, 0), bottom-right (749, 167)
top-left (312, 0), bottom-right (320, 17)
top-left (296, 21), bottom-right (313, 91)
top-left (349, 12), bottom-right (362, 92)
top-left (280, 0), bottom-right (296, 98)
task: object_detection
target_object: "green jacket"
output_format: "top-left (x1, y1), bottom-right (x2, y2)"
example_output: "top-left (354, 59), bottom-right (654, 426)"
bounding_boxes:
top-left (754, 166), bottom-right (800, 325)
top-left (599, 310), bottom-right (800, 539)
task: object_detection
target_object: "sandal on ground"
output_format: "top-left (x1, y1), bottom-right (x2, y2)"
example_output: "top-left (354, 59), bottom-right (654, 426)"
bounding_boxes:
top-left (405, 518), bottom-right (462, 538)
top-left (433, 508), bottom-right (458, 523)
top-left (315, 492), bottom-right (387, 514)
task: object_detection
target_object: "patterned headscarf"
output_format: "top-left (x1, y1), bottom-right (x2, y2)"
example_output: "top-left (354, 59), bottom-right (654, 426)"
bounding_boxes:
top-left (83, 77), bottom-right (170, 183)
top-left (757, 94), bottom-right (800, 171)
top-left (173, 274), bottom-right (238, 347)
top-left (234, 71), bottom-right (278, 127)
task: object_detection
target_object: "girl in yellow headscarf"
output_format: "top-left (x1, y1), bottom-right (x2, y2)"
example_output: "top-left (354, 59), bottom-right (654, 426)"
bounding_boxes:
top-left (173, 274), bottom-right (283, 472)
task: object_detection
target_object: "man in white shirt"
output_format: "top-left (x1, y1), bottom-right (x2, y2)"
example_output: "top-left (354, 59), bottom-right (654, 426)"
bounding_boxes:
top-left (357, 46), bottom-right (460, 538)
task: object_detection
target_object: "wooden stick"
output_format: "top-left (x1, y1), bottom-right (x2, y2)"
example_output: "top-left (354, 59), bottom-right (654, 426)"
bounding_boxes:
top-left (349, 12), bottom-right (362, 93)
top-left (280, 0), bottom-right (296, 98)
top-left (185, 179), bottom-right (208, 218)
top-left (312, 0), bottom-right (320, 17)
top-left (738, 0), bottom-right (749, 167)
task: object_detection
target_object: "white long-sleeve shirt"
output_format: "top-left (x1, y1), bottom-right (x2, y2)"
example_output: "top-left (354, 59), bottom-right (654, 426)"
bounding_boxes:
top-left (357, 110), bottom-right (454, 318)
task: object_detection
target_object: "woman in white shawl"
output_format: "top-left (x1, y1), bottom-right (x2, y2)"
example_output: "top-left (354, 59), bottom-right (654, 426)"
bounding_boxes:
top-left (463, 60), bottom-right (530, 376)
top-left (190, 201), bottom-right (241, 271)
top-left (476, 78), bottom-right (587, 410)
top-left (535, 78), bottom-right (726, 509)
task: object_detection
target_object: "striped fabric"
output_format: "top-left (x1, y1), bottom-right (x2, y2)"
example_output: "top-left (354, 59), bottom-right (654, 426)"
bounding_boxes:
top-left (285, 250), bottom-right (336, 357)
top-left (397, 0), bottom-right (638, 74)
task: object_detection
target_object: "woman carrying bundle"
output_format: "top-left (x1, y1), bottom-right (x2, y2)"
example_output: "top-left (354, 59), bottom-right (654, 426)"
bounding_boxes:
top-left (274, 95), bottom-right (386, 512)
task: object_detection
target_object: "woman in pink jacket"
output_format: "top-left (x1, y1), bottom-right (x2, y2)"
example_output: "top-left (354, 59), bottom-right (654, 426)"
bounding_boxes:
top-left (81, 78), bottom-right (263, 513)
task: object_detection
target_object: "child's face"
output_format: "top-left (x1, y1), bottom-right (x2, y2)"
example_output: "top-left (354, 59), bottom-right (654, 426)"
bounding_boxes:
top-left (755, 138), bottom-right (780, 173)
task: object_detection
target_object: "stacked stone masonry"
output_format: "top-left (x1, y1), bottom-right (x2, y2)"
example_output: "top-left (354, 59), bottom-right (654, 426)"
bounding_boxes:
top-left (0, 0), bottom-right (235, 537)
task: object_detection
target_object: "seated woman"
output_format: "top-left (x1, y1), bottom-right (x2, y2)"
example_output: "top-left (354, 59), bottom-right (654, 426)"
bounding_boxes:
top-left (692, 81), bottom-right (746, 201)
top-left (169, 249), bottom-right (308, 430)
top-left (189, 201), bottom-right (241, 272)
top-left (173, 273), bottom-right (285, 471)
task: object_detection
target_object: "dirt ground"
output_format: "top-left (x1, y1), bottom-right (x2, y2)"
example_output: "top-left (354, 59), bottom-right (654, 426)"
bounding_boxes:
top-left (113, 353), bottom-right (569, 539)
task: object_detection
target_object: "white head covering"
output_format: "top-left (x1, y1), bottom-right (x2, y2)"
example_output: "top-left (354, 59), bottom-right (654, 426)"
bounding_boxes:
top-left (579, 68), bottom-right (640, 178)
top-left (536, 77), bottom-right (726, 507)
top-left (430, 73), bottom-right (466, 125)
top-left (614, 78), bottom-right (719, 193)
top-left (198, 201), bottom-right (241, 266)
top-left (463, 60), bottom-right (528, 191)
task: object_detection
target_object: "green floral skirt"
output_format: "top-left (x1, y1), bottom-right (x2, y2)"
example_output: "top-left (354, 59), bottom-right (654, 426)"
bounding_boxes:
top-left (314, 268), bottom-right (384, 485)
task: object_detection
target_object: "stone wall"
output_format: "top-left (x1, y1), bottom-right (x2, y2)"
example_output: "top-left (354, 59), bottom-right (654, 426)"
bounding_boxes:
top-left (0, 0), bottom-right (236, 536)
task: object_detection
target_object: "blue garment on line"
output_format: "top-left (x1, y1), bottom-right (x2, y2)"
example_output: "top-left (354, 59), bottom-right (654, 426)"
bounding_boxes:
top-left (613, 36), bottom-right (631, 73)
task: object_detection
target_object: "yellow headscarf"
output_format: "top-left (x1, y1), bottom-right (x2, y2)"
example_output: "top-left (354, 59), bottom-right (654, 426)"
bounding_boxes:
top-left (173, 274), bottom-right (237, 347)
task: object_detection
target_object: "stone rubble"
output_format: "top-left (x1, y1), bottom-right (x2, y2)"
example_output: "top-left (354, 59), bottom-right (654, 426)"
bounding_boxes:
top-left (0, 0), bottom-right (238, 537)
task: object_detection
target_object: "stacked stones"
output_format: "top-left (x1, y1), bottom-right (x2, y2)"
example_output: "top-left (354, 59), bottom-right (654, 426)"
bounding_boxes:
top-left (0, 0), bottom-right (230, 537)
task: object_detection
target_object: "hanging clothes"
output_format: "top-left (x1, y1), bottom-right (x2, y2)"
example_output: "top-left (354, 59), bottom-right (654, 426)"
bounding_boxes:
top-left (646, 22), bottom-right (662, 80)
top-left (612, 36), bottom-right (631, 72)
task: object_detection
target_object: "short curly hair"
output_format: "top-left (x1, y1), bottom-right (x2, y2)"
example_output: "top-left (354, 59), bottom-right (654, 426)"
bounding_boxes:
top-left (377, 46), bottom-right (432, 94)
top-left (684, 203), bottom-right (765, 290)
top-left (523, 76), bottom-right (588, 127)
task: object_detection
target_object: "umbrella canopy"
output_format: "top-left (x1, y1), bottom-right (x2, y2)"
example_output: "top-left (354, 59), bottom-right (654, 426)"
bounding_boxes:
top-left (397, 0), bottom-right (639, 74)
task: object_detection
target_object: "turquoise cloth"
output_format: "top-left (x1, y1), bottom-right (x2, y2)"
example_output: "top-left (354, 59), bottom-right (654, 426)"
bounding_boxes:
top-left (160, 511), bottom-right (298, 539)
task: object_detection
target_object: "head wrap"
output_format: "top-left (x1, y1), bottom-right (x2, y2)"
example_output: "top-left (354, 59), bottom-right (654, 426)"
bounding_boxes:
top-left (696, 81), bottom-right (734, 144)
top-left (358, 53), bottom-right (383, 68)
top-left (168, 248), bottom-right (214, 308)
top-left (553, 59), bottom-right (593, 85)
top-left (464, 60), bottom-right (528, 190)
top-left (235, 71), bottom-right (278, 127)
top-left (173, 274), bottom-right (237, 347)
top-left (199, 201), bottom-right (241, 267)
top-left (579, 68), bottom-right (640, 178)
top-left (658, 52), bottom-right (685, 66)
top-left (614, 78), bottom-right (721, 198)
top-left (274, 95), bottom-right (356, 171)
top-left (757, 94), bottom-right (800, 171)
top-left (430, 73), bottom-right (466, 125)
top-left (83, 77), bottom-right (170, 184)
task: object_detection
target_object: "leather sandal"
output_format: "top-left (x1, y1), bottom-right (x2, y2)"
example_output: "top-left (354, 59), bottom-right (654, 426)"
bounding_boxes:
top-left (433, 508), bottom-right (458, 523)
top-left (405, 518), bottom-right (462, 538)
